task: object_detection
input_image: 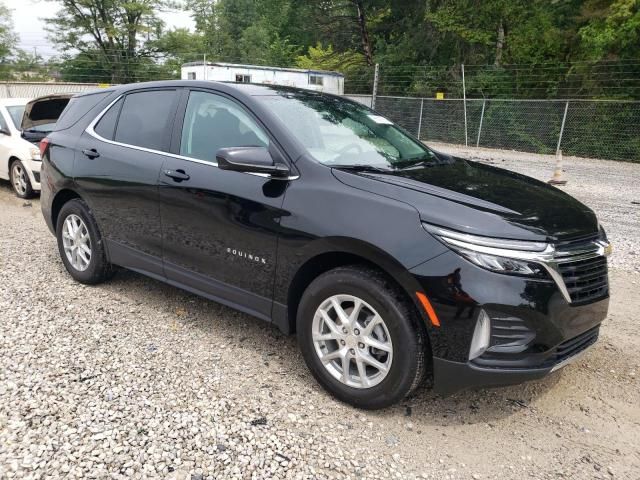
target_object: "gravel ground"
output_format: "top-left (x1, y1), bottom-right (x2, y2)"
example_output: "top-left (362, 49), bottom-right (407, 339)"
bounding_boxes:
top-left (1, 154), bottom-right (639, 480)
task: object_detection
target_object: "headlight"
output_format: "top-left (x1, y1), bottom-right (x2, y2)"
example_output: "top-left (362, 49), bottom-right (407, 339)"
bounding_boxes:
top-left (30, 147), bottom-right (41, 161)
top-left (423, 223), bottom-right (552, 279)
top-left (598, 225), bottom-right (612, 256)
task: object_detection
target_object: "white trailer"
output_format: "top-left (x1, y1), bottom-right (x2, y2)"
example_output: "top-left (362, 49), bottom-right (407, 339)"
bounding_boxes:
top-left (181, 62), bottom-right (344, 95)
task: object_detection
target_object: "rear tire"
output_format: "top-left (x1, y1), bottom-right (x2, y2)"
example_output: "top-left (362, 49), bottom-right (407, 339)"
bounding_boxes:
top-left (297, 265), bottom-right (427, 409)
top-left (56, 199), bottom-right (114, 284)
top-left (10, 160), bottom-right (34, 199)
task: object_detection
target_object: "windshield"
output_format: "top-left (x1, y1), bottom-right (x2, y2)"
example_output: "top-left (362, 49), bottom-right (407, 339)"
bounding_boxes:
top-left (255, 92), bottom-right (435, 169)
top-left (6, 105), bottom-right (25, 130)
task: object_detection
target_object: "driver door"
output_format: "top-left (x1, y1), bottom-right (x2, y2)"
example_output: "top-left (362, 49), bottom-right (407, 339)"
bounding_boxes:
top-left (159, 89), bottom-right (290, 320)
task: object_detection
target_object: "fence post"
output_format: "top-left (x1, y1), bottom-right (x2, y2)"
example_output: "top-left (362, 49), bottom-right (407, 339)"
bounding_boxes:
top-left (476, 99), bottom-right (486, 147)
top-left (203, 54), bottom-right (207, 80)
top-left (461, 63), bottom-right (468, 147)
top-left (417, 98), bottom-right (424, 140)
top-left (556, 101), bottom-right (569, 154)
top-left (371, 63), bottom-right (379, 110)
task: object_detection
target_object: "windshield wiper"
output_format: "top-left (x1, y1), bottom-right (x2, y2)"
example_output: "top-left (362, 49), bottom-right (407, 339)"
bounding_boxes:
top-left (396, 160), bottom-right (433, 170)
top-left (330, 164), bottom-right (395, 174)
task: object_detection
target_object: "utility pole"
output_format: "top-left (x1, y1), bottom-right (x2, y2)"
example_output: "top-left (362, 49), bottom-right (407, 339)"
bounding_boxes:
top-left (371, 63), bottom-right (379, 110)
top-left (203, 54), bottom-right (207, 81)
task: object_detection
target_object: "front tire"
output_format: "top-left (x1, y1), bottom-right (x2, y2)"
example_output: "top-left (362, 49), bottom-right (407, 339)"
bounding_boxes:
top-left (56, 199), bottom-right (114, 284)
top-left (10, 160), bottom-right (34, 199)
top-left (297, 266), bottom-right (428, 409)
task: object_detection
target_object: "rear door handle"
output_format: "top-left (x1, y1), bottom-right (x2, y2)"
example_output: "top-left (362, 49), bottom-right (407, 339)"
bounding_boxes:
top-left (163, 169), bottom-right (190, 181)
top-left (82, 148), bottom-right (100, 159)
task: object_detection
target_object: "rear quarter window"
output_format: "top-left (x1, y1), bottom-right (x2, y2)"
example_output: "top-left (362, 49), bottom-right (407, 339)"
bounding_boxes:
top-left (93, 97), bottom-right (123, 140)
top-left (55, 91), bottom-right (112, 131)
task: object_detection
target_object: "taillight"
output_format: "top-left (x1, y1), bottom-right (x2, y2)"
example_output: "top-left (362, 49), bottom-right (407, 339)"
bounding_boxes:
top-left (39, 137), bottom-right (50, 157)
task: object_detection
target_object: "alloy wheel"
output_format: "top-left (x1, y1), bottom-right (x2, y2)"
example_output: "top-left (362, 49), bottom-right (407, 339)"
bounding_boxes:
top-left (312, 294), bottom-right (393, 389)
top-left (62, 214), bottom-right (92, 271)
top-left (11, 163), bottom-right (28, 196)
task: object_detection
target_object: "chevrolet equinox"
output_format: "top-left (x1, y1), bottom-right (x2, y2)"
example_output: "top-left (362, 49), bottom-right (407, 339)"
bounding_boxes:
top-left (40, 81), bottom-right (611, 409)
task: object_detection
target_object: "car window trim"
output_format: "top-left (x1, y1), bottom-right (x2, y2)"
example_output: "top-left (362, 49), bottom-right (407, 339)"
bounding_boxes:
top-left (86, 92), bottom-right (217, 166)
top-left (86, 90), bottom-right (299, 180)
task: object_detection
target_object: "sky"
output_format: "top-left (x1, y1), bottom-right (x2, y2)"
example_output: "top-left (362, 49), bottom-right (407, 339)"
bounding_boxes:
top-left (5, 0), bottom-right (195, 58)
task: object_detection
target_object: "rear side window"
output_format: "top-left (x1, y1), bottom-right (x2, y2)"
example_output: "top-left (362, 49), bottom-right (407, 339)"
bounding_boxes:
top-left (114, 90), bottom-right (178, 151)
top-left (94, 98), bottom-right (123, 140)
top-left (55, 91), bottom-right (111, 131)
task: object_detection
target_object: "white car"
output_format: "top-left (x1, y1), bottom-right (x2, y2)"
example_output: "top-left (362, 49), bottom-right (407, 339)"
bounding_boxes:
top-left (0, 98), bottom-right (43, 198)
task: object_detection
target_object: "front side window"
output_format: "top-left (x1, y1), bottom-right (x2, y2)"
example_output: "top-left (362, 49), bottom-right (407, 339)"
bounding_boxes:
top-left (114, 90), bottom-right (177, 151)
top-left (187, 72), bottom-right (196, 80)
top-left (235, 74), bottom-right (251, 83)
top-left (256, 92), bottom-right (435, 169)
top-left (180, 91), bottom-right (268, 163)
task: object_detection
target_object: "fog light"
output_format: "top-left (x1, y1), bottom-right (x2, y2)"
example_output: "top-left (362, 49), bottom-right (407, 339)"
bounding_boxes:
top-left (469, 310), bottom-right (491, 360)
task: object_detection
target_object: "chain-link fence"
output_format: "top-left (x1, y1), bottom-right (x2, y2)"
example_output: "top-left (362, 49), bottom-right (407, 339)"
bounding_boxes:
top-left (1, 51), bottom-right (639, 162)
top-left (346, 94), bottom-right (640, 162)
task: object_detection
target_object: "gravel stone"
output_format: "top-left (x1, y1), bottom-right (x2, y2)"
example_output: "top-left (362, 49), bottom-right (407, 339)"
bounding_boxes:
top-left (1, 162), bottom-right (639, 479)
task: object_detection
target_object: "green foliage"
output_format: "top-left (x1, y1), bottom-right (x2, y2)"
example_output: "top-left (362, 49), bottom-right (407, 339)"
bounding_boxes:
top-left (0, 0), bottom-right (633, 103)
top-left (296, 43), bottom-right (365, 73)
top-left (44, 0), bottom-right (173, 83)
top-left (0, 2), bottom-right (17, 64)
top-left (579, 0), bottom-right (640, 59)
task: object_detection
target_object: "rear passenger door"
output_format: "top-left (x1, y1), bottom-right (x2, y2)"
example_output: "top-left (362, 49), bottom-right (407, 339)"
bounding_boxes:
top-left (158, 89), bottom-right (290, 320)
top-left (75, 88), bottom-right (180, 276)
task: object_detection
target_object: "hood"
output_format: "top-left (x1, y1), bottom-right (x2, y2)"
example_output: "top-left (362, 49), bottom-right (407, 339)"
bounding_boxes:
top-left (21, 94), bottom-right (73, 131)
top-left (332, 156), bottom-right (598, 242)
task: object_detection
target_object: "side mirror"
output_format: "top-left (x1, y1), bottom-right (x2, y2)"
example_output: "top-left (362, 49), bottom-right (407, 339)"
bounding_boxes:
top-left (216, 146), bottom-right (290, 178)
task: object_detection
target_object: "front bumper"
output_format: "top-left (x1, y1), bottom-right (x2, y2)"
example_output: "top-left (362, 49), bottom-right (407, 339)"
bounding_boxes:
top-left (25, 158), bottom-right (42, 191)
top-left (432, 325), bottom-right (599, 395)
top-left (409, 250), bottom-right (609, 395)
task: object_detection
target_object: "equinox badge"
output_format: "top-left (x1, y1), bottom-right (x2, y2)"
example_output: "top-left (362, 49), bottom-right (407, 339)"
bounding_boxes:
top-left (226, 247), bottom-right (267, 264)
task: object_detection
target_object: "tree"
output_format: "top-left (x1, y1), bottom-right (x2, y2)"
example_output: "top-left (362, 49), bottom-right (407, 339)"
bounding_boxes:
top-left (0, 2), bottom-right (18, 64)
top-left (187, 0), bottom-right (301, 65)
top-left (146, 27), bottom-right (205, 77)
top-left (579, 0), bottom-right (640, 60)
top-left (44, 0), bottom-right (173, 83)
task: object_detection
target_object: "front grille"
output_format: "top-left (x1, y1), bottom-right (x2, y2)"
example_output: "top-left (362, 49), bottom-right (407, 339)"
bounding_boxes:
top-left (553, 326), bottom-right (599, 364)
top-left (558, 256), bottom-right (608, 304)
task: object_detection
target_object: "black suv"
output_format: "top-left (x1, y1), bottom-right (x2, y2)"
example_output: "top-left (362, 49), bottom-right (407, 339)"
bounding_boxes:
top-left (40, 81), bottom-right (611, 409)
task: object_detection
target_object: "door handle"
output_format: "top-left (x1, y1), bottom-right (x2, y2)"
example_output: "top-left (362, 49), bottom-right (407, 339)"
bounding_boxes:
top-left (163, 169), bottom-right (190, 182)
top-left (82, 148), bottom-right (100, 159)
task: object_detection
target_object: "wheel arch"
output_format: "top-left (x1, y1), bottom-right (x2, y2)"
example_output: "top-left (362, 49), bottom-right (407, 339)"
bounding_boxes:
top-left (284, 238), bottom-right (428, 337)
top-left (7, 155), bottom-right (22, 175)
top-left (51, 188), bottom-right (83, 230)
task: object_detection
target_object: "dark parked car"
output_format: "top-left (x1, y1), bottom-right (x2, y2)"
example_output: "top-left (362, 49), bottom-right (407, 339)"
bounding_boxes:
top-left (40, 81), bottom-right (611, 409)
